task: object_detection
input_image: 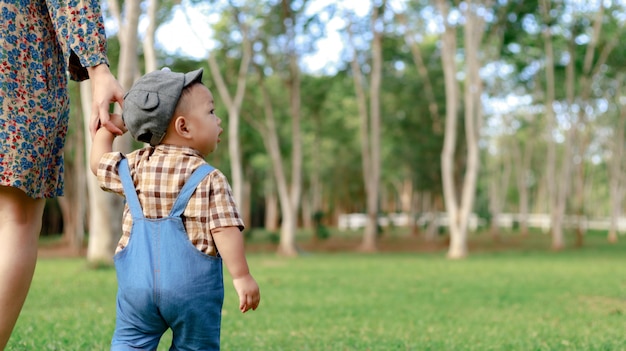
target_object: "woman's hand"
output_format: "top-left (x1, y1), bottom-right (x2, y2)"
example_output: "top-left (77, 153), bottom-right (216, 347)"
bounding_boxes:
top-left (87, 64), bottom-right (125, 138)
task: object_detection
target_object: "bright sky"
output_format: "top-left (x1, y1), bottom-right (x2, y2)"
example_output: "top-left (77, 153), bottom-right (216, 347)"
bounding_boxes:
top-left (151, 0), bottom-right (371, 74)
top-left (152, 3), bottom-right (215, 59)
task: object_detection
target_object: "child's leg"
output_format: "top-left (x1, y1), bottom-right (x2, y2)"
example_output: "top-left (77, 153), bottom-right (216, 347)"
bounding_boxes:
top-left (164, 260), bottom-right (223, 351)
top-left (0, 186), bottom-right (45, 350)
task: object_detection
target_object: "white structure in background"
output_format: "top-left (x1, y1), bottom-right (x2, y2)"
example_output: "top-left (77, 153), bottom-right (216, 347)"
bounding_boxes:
top-left (492, 213), bottom-right (626, 233)
top-left (338, 212), bottom-right (626, 233)
top-left (338, 212), bottom-right (482, 231)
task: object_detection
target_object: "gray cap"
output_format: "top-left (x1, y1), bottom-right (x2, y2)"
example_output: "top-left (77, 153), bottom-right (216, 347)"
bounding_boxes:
top-left (123, 67), bottom-right (204, 146)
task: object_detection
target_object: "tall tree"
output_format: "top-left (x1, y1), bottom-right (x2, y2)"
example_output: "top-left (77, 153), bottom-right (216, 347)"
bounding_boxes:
top-left (82, 81), bottom-right (119, 264)
top-left (511, 114), bottom-right (537, 237)
top-left (539, 0), bottom-right (581, 250)
top-left (251, 71), bottom-right (298, 255)
top-left (84, 0), bottom-right (141, 264)
top-left (143, 0), bottom-right (159, 73)
top-left (569, 3), bottom-right (620, 246)
top-left (487, 141), bottom-right (512, 240)
top-left (206, 2), bottom-right (253, 225)
top-left (59, 85), bottom-right (87, 254)
top-left (607, 75), bottom-right (626, 243)
top-left (244, 0), bottom-right (311, 256)
top-left (348, 0), bottom-right (384, 252)
top-left (283, 0), bottom-right (303, 256)
top-left (436, 0), bottom-right (489, 259)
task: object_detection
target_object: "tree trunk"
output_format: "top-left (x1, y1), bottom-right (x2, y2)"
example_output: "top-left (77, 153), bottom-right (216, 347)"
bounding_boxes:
top-left (242, 175), bottom-right (252, 233)
top-left (348, 2), bottom-right (384, 252)
top-left (489, 153), bottom-right (511, 241)
top-left (207, 19), bottom-right (251, 224)
top-left (286, 27), bottom-right (303, 255)
top-left (301, 192), bottom-right (312, 229)
top-left (399, 178), bottom-right (413, 214)
top-left (116, 0), bottom-right (140, 105)
top-left (423, 193), bottom-right (439, 241)
top-left (310, 111), bottom-right (323, 229)
top-left (571, 5), bottom-right (616, 246)
top-left (142, 0), bottom-right (158, 73)
top-left (264, 183), bottom-right (279, 232)
top-left (348, 44), bottom-right (374, 246)
top-left (456, 3), bottom-right (484, 257)
top-left (608, 80), bottom-right (626, 243)
top-left (86, 0), bottom-right (140, 264)
top-left (436, 0), bottom-right (461, 256)
top-left (539, 0), bottom-right (565, 250)
top-left (362, 3), bottom-right (383, 252)
top-left (255, 73), bottom-right (298, 256)
top-left (82, 82), bottom-right (118, 264)
top-left (489, 176), bottom-right (500, 240)
top-left (571, 29), bottom-right (587, 248)
top-left (410, 190), bottom-right (420, 236)
top-left (437, 0), bottom-right (487, 259)
top-left (59, 87), bottom-right (86, 254)
top-left (512, 125), bottom-right (534, 237)
top-left (533, 173), bottom-right (549, 215)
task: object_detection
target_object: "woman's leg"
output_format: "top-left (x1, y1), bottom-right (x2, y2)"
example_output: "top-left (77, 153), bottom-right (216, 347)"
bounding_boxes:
top-left (0, 186), bottom-right (45, 350)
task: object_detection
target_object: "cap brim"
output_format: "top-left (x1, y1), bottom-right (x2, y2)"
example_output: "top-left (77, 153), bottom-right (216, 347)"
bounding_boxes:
top-left (183, 68), bottom-right (204, 88)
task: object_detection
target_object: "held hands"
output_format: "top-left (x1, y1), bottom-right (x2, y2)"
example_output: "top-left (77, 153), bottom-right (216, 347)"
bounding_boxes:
top-left (233, 274), bottom-right (260, 313)
top-left (107, 113), bottom-right (128, 135)
top-left (87, 64), bottom-right (125, 138)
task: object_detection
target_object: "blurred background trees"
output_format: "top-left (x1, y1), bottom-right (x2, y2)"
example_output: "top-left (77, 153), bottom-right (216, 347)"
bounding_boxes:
top-left (49, 0), bottom-right (626, 262)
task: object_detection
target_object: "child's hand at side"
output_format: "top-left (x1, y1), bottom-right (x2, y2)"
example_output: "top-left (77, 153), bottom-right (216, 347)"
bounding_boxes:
top-left (233, 274), bottom-right (260, 313)
top-left (212, 226), bottom-right (261, 313)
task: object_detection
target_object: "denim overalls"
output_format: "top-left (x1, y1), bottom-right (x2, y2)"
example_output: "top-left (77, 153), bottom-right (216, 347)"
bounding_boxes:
top-left (111, 158), bottom-right (224, 351)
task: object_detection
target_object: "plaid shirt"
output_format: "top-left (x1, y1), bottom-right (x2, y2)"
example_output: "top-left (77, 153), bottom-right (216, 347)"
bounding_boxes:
top-left (97, 144), bottom-right (244, 256)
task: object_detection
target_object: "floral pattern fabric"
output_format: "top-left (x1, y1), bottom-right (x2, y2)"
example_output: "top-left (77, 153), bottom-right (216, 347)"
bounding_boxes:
top-left (0, 0), bottom-right (109, 198)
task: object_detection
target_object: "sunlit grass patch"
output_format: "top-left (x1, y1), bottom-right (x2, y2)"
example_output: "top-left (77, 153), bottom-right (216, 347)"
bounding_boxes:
top-left (7, 236), bottom-right (626, 350)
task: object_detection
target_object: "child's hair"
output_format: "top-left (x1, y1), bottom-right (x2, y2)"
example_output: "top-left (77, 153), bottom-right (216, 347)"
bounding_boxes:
top-left (173, 82), bottom-right (203, 117)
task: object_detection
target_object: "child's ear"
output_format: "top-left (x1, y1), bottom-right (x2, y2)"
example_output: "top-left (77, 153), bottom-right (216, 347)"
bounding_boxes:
top-left (173, 116), bottom-right (192, 139)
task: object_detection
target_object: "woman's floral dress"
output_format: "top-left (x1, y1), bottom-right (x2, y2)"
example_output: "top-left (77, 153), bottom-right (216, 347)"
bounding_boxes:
top-left (0, 0), bottom-right (109, 198)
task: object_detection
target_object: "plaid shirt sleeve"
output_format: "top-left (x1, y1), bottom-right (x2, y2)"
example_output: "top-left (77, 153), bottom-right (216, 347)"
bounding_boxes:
top-left (206, 170), bottom-right (245, 232)
top-left (96, 152), bottom-right (125, 196)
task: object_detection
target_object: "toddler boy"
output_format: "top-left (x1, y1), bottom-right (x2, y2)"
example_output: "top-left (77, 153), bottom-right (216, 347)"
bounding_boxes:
top-left (90, 67), bottom-right (260, 351)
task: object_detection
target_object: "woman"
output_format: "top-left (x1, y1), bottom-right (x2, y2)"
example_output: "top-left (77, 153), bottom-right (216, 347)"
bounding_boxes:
top-left (0, 1), bottom-right (124, 348)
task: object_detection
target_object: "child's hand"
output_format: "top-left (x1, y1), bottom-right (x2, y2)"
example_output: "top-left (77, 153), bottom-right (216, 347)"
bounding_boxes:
top-left (232, 274), bottom-right (260, 313)
top-left (107, 113), bottom-right (128, 134)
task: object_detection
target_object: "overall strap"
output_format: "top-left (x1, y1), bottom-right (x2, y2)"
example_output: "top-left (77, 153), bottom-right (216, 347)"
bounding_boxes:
top-left (169, 164), bottom-right (215, 217)
top-left (119, 158), bottom-right (145, 220)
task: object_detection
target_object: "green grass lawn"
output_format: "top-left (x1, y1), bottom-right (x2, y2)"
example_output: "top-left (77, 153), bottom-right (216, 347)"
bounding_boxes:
top-left (7, 232), bottom-right (626, 350)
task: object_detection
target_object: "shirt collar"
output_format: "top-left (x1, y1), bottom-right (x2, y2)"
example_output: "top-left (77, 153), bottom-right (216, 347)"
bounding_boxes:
top-left (153, 144), bottom-right (204, 158)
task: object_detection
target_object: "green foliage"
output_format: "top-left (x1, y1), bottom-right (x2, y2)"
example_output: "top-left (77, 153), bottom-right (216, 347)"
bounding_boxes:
top-left (91, 1), bottom-right (626, 235)
top-left (312, 211), bottom-right (330, 240)
top-left (9, 235), bottom-right (626, 350)
top-left (267, 231), bottom-right (280, 244)
top-left (380, 35), bottom-right (445, 193)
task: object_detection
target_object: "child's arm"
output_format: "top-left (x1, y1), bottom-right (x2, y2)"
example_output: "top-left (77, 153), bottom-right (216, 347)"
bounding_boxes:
top-left (212, 227), bottom-right (260, 313)
top-left (89, 113), bottom-right (126, 175)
